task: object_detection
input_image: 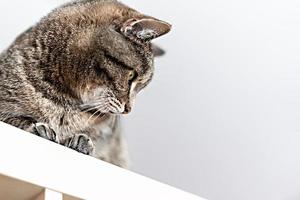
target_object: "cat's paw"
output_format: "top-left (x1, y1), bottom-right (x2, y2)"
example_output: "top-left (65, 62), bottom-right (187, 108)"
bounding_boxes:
top-left (67, 134), bottom-right (95, 155)
top-left (33, 123), bottom-right (60, 143)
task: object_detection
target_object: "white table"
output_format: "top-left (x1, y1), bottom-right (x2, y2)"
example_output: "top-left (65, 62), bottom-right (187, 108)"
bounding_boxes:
top-left (0, 122), bottom-right (204, 200)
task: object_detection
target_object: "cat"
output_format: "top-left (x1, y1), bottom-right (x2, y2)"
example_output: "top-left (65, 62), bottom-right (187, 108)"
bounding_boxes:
top-left (0, 0), bottom-right (171, 168)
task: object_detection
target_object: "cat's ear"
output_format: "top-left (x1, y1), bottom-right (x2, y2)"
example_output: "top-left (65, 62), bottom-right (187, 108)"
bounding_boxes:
top-left (121, 18), bottom-right (171, 41)
top-left (152, 44), bottom-right (165, 57)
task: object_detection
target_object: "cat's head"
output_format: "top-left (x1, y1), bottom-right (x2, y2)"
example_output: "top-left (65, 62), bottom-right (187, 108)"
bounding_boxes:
top-left (50, 1), bottom-right (172, 115)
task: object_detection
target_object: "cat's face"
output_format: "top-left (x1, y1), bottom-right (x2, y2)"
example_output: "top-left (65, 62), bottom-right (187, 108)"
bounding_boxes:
top-left (67, 1), bottom-right (171, 115)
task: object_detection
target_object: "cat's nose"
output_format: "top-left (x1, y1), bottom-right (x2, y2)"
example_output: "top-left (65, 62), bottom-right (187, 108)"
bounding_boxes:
top-left (123, 104), bottom-right (131, 114)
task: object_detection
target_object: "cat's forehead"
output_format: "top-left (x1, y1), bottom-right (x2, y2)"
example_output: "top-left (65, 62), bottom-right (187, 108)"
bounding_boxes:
top-left (59, 0), bottom-right (140, 23)
top-left (95, 27), bottom-right (154, 70)
top-left (107, 40), bottom-right (153, 72)
top-left (60, 0), bottom-right (156, 72)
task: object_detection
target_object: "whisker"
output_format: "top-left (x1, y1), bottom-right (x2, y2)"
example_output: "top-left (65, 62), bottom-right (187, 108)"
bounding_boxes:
top-left (86, 104), bottom-right (109, 123)
top-left (80, 88), bottom-right (122, 120)
top-left (109, 97), bottom-right (122, 108)
top-left (80, 98), bottom-right (108, 112)
top-left (108, 99), bottom-right (121, 112)
top-left (86, 109), bottom-right (101, 124)
top-left (91, 112), bottom-right (106, 123)
top-left (81, 104), bottom-right (102, 112)
top-left (82, 103), bottom-right (106, 114)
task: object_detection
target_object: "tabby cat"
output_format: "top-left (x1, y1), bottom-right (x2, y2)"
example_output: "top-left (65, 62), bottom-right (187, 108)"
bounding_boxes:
top-left (0, 0), bottom-right (171, 168)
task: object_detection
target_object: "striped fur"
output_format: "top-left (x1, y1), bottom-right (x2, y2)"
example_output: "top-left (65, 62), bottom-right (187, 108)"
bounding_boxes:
top-left (0, 0), bottom-right (171, 168)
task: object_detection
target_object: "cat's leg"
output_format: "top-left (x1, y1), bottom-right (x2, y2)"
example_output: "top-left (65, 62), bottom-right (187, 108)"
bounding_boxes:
top-left (3, 115), bottom-right (37, 131)
top-left (3, 116), bottom-right (60, 143)
top-left (33, 124), bottom-right (95, 155)
top-left (3, 116), bottom-right (94, 155)
top-left (33, 123), bottom-right (95, 155)
top-left (32, 123), bottom-right (60, 143)
top-left (65, 133), bottom-right (95, 155)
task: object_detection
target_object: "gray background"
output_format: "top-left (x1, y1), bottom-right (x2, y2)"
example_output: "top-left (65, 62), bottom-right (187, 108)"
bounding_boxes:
top-left (1, 0), bottom-right (300, 199)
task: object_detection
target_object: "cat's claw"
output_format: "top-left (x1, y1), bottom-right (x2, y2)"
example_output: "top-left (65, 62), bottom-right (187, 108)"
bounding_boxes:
top-left (67, 134), bottom-right (95, 155)
top-left (33, 123), bottom-right (60, 143)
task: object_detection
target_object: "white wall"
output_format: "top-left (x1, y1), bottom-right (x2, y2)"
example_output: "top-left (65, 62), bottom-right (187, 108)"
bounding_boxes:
top-left (1, 1), bottom-right (300, 200)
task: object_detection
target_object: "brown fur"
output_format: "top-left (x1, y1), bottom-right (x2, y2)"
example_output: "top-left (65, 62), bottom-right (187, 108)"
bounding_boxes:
top-left (0, 0), bottom-right (171, 168)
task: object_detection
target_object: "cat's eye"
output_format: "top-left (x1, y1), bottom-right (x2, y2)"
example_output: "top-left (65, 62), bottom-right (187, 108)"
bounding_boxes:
top-left (128, 70), bottom-right (137, 82)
